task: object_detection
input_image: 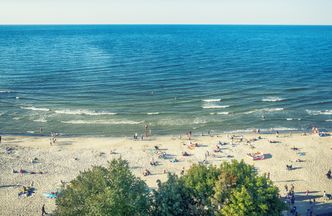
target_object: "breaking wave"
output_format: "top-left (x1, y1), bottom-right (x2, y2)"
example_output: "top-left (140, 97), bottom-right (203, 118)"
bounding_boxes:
top-left (61, 120), bottom-right (141, 125)
top-left (262, 97), bottom-right (284, 102)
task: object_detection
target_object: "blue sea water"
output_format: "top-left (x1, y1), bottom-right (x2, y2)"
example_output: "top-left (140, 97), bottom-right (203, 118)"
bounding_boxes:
top-left (0, 25), bottom-right (331, 136)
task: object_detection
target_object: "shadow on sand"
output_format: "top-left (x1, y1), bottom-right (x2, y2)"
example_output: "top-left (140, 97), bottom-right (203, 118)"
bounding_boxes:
top-left (283, 192), bottom-right (332, 216)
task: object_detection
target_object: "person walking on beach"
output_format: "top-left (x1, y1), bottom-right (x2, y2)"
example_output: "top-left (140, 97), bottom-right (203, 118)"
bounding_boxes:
top-left (41, 204), bottom-right (47, 216)
top-left (0, 135), bottom-right (2, 143)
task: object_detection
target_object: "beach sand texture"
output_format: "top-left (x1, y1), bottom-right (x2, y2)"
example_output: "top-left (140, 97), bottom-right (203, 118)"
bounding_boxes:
top-left (0, 132), bottom-right (332, 215)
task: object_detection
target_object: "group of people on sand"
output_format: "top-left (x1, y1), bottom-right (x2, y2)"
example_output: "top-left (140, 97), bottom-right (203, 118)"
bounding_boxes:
top-left (18, 183), bottom-right (35, 198)
top-left (50, 132), bottom-right (58, 146)
top-left (311, 127), bottom-right (320, 134)
top-left (134, 124), bottom-right (151, 141)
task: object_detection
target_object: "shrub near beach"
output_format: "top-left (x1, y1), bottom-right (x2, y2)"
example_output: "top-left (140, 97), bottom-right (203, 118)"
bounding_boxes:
top-left (55, 159), bottom-right (285, 216)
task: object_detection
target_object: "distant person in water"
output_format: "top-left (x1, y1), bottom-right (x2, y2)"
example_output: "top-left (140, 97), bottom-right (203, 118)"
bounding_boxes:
top-left (144, 124), bottom-right (149, 137)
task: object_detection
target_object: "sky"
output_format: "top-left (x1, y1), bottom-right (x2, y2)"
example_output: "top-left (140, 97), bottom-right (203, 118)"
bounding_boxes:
top-left (0, 0), bottom-right (332, 25)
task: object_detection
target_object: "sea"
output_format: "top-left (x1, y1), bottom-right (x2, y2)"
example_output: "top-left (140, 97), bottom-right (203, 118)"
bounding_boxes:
top-left (0, 25), bottom-right (331, 136)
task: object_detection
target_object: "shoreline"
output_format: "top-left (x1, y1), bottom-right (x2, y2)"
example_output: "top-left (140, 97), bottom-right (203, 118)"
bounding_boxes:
top-left (0, 128), bottom-right (314, 139)
top-left (0, 132), bottom-right (331, 215)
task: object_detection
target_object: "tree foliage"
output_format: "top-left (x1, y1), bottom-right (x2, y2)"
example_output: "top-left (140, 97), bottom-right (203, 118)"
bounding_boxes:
top-left (152, 173), bottom-right (195, 216)
top-left (55, 158), bottom-right (151, 216)
top-left (55, 159), bottom-right (285, 216)
top-left (181, 164), bottom-right (220, 215)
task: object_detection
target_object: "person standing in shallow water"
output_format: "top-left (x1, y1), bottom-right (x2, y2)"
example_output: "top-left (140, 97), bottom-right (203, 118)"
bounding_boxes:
top-left (144, 124), bottom-right (149, 138)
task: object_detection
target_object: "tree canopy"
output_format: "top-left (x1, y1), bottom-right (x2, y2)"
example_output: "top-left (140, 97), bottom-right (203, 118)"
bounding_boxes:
top-left (55, 159), bottom-right (285, 216)
top-left (55, 158), bottom-right (151, 216)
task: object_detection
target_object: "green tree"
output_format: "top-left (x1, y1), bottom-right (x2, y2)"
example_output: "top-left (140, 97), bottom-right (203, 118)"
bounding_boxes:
top-left (152, 173), bottom-right (196, 216)
top-left (181, 164), bottom-right (220, 215)
top-left (213, 160), bottom-right (285, 216)
top-left (213, 160), bottom-right (256, 207)
top-left (221, 186), bottom-right (256, 216)
top-left (55, 158), bottom-right (151, 216)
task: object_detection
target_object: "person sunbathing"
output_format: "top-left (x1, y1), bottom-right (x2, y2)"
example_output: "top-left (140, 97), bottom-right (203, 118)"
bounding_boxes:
top-left (291, 146), bottom-right (299, 151)
top-left (143, 169), bottom-right (151, 176)
top-left (326, 169), bottom-right (331, 179)
top-left (182, 151), bottom-right (189, 156)
top-left (170, 158), bottom-right (178, 163)
top-left (295, 159), bottom-right (305, 162)
top-left (213, 146), bottom-right (221, 153)
top-left (150, 159), bottom-right (157, 166)
top-left (286, 165), bottom-right (293, 170)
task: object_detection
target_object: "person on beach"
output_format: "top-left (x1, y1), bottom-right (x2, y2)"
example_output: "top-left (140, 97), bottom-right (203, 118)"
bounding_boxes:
top-left (144, 124), bottom-right (149, 137)
top-left (42, 204), bottom-right (47, 216)
top-left (143, 169), bottom-right (151, 176)
top-left (180, 167), bottom-right (185, 175)
top-left (187, 131), bottom-right (192, 140)
top-left (285, 184), bottom-right (288, 193)
top-left (327, 169), bottom-right (332, 179)
top-left (0, 135), bottom-right (2, 143)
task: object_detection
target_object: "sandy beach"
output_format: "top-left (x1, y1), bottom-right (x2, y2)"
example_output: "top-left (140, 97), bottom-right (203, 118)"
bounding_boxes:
top-left (0, 132), bottom-right (332, 215)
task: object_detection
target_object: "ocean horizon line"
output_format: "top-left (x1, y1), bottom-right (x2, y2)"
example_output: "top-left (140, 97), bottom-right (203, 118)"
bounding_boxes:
top-left (1, 23), bottom-right (332, 26)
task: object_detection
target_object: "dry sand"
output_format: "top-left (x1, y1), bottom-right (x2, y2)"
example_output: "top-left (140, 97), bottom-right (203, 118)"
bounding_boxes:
top-left (0, 132), bottom-right (332, 215)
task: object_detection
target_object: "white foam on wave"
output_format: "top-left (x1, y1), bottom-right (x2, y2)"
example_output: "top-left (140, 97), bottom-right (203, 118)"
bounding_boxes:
top-left (55, 109), bottom-right (117, 116)
top-left (262, 108), bottom-right (284, 112)
top-left (27, 131), bottom-right (35, 134)
top-left (268, 127), bottom-right (298, 131)
top-left (193, 118), bottom-right (207, 124)
top-left (21, 106), bottom-right (50, 112)
top-left (156, 118), bottom-right (207, 126)
top-left (13, 117), bottom-right (20, 120)
top-left (244, 108), bottom-right (284, 114)
top-left (202, 99), bottom-right (221, 102)
top-left (326, 119), bottom-right (332, 122)
top-left (61, 120), bottom-right (141, 125)
top-left (33, 118), bottom-right (47, 123)
top-left (210, 112), bottom-right (230, 115)
top-left (227, 127), bottom-right (298, 134)
top-left (0, 90), bottom-right (12, 93)
top-left (147, 112), bottom-right (159, 115)
top-left (306, 109), bottom-right (332, 115)
top-left (202, 105), bottom-right (230, 109)
top-left (286, 118), bottom-right (301, 121)
top-left (262, 97), bottom-right (284, 102)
